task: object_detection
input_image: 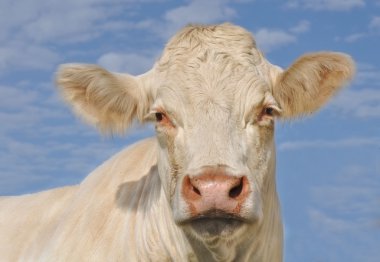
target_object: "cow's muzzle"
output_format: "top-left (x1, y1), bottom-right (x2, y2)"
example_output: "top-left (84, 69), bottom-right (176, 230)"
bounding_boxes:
top-left (181, 166), bottom-right (251, 235)
top-left (182, 167), bottom-right (250, 219)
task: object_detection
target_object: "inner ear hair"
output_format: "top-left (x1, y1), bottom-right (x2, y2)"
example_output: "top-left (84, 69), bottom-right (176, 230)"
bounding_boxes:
top-left (273, 52), bottom-right (355, 118)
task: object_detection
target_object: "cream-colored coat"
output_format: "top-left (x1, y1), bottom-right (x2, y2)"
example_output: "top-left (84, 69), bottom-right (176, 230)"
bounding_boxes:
top-left (0, 139), bottom-right (191, 261)
top-left (0, 23), bottom-right (355, 262)
top-left (0, 138), bottom-right (282, 261)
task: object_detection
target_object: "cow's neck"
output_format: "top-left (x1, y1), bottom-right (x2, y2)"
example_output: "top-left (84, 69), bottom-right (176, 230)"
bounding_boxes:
top-left (127, 166), bottom-right (195, 261)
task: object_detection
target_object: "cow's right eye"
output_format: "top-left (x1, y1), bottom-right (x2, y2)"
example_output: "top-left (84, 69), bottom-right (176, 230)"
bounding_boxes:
top-left (152, 110), bottom-right (176, 128)
top-left (155, 112), bottom-right (164, 122)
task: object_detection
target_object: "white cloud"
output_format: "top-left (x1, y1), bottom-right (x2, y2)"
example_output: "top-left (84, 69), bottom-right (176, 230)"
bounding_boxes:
top-left (308, 206), bottom-right (380, 261)
top-left (311, 185), bottom-right (380, 215)
top-left (0, 137), bottom-right (122, 194)
top-left (144, 0), bottom-right (238, 40)
top-left (333, 64), bottom-right (380, 108)
top-left (309, 208), bottom-right (354, 233)
top-left (307, 161), bottom-right (380, 261)
top-left (0, 85), bottom-right (39, 109)
top-left (279, 137), bottom-right (380, 151)
top-left (331, 88), bottom-right (380, 118)
top-left (338, 16), bottom-right (380, 43)
top-left (0, 125), bottom-right (154, 195)
top-left (165, 0), bottom-right (236, 25)
top-left (0, 0), bottom-right (161, 42)
top-left (0, 0), bottom-right (161, 72)
top-left (0, 0), bottom-right (109, 43)
top-left (342, 32), bottom-right (367, 43)
top-left (0, 42), bottom-right (60, 72)
top-left (0, 0), bottom-right (253, 72)
top-left (255, 29), bottom-right (296, 52)
top-left (289, 20), bottom-right (310, 34)
top-left (326, 63), bottom-right (380, 118)
top-left (286, 0), bottom-right (365, 11)
top-left (254, 20), bottom-right (310, 52)
top-left (0, 78), bottom-right (155, 195)
top-left (97, 52), bottom-right (157, 75)
top-left (369, 16), bottom-right (380, 30)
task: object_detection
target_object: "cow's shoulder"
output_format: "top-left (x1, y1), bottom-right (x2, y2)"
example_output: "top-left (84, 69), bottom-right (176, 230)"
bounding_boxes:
top-left (0, 185), bottom-right (78, 261)
top-left (23, 138), bottom-right (160, 260)
top-left (80, 137), bottom-right (158, 187)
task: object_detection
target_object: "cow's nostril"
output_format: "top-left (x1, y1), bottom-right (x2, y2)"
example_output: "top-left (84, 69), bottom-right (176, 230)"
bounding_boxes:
top-left (192, 185), bottom-right (201, 196)
top-left (229, 178), bottom-right (243, 198)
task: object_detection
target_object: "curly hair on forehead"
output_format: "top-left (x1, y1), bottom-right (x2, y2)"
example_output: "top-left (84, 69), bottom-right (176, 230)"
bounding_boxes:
top-left (157, 23), bottom-right (266, 73)
top-left (166, 23), bottom-right (257, 48)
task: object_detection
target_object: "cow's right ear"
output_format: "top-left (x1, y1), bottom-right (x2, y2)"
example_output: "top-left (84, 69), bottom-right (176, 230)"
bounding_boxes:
top-left (56, 64), bottom-right (151, 134)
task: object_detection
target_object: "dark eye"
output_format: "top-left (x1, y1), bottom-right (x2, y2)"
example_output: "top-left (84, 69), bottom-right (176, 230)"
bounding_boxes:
top-left (155, 112), bottom-right (164, 122)
top-left (264, 107), bottom-right (274, 116)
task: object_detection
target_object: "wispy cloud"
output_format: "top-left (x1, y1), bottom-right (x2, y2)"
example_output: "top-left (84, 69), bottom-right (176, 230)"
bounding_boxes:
top-left (165, 0), bottom-right (236, 25)
top-left (331, 88), bottom-right (380, 118)
top-left (97, 52), bottom-right (158, 74)
top-left (279, 137), bottom-right (380, 151)
top-left (327, 63), bottom-right (380, 118)
top-left (0, 79), bottom-right (154, 195)
top-left (285, 0), bottom-right (365, 11)
top-left (255, 29), bottom-right (296, 52)
top-left (339, 16), bottom-right (380, 43)
top-left (309, 208), bottom-right (354, 233)
top-left (341, 33), bottom-right (367, 43)
top-left (311, 185), bottom-right (380, 215)
top-left (136, 0), bottom-right (240, 40)
top-left (0, 0), bottom-right (160, 73)
top-left (255, 20), bottom-right (310, 52)
top-left (0, 42), bottom-right (60, 72)
top-left (369, 16), bottom-right (380, 30)
top-left (354, 63), bottom-right (380, 87)
top-left (0, 137), bottom-right (120, 195)
top-left (289, 20), bottom-right (310, 34)
top-left (307, 161), bottom-right (380, 261)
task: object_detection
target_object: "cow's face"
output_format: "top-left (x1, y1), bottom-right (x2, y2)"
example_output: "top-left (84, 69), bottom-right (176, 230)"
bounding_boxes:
top-left (151, 71), bottom-right (277, 239)
top-left (56, 24), bottom-right (354, 242)
top-left (148, 30), bottom-right (280, 240)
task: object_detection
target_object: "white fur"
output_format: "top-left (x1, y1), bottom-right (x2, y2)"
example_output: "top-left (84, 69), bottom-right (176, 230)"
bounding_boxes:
top-left (0, 23), bottom-right (355, 262)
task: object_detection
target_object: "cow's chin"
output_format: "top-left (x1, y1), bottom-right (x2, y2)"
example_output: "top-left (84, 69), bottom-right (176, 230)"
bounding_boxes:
top-left (179, 210), bottom-right (248, 239)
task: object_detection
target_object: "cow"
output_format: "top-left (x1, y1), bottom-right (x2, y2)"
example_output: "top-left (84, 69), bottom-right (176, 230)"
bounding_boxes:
top-left (0, 23), bottom-right (354, 261)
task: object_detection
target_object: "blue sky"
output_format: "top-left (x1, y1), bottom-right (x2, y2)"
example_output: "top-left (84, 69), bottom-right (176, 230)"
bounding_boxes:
top-left (0, 0), bottom-right (379, 261)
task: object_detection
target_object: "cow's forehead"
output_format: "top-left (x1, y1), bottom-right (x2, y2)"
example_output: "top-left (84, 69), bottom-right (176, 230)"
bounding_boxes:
top-left (157, 23), bottom-right (265, 72)
top-left (152, 23), bottom-right (271, 119)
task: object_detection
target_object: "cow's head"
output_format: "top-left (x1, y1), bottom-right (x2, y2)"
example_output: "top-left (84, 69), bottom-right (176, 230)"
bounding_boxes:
top-left (57, 24), bottom-right (354, 242)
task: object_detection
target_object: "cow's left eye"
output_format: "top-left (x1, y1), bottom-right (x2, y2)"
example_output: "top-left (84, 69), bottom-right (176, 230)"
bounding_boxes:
top-left (264, 107), bottom-right (274, 116)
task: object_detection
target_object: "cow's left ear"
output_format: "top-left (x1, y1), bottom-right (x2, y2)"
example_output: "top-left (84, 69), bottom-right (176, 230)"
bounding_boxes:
top-left (271, 52), bottom-right (355, 118)
top-left (56, 64), bottom-right (151, 134)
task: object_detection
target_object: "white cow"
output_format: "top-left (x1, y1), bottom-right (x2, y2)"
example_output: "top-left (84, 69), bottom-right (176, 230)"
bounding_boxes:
top-left (0, 23), bottom-right (354, 261)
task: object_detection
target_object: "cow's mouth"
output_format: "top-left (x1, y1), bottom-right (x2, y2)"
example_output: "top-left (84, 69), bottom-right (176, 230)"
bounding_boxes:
top-left (181, 210), bottom-right (247, 237)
